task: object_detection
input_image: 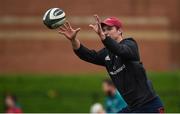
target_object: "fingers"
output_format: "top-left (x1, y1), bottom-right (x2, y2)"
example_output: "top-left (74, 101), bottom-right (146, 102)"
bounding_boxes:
top-left (89, 24), bottom-right (95, 29)
top-left (60, 21), bottom-right (72, 31)
top-left (58, 30), bottom-right (65, 35)
top-left (59, 26), bottom-right (66, 31)
top-left (97, 22), bottom-right (102, 31)
top-left (93, 14), bottom-right (103, 31)
top-left (66, 21), bottom-right (73, 29)
top-left (75, 28), bottom-right (81, 33)
top-left (89, 24), bottom-right (98, 33)
top-left (94, 14), bottom-right (101, 23)
top-left (63, 23), bottom-right (68, 29)
top-left (91, 15), bottom-right (101, 27)
top-left (58, 25), bottom-right (67, 34)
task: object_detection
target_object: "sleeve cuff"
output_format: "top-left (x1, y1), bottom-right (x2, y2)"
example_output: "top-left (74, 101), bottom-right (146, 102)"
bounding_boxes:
top-left (102, 36), bottom-right (112, 45)
top-left (73, 44), bottom-right (83, 53)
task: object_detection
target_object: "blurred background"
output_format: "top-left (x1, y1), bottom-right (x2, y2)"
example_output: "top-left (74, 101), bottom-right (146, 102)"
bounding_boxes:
top-left (0, 0), bottom-right (180, 112)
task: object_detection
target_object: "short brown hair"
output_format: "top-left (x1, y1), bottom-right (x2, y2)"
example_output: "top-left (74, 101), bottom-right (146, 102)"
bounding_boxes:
top-left (103, 78), bottom-right (114, 86)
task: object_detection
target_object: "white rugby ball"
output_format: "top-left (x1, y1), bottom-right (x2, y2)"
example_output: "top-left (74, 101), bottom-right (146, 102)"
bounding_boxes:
top-left (43, 8), bottom-right (66, 29)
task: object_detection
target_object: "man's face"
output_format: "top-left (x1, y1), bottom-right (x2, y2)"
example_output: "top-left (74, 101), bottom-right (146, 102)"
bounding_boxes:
top-left (5, 96), bottom-right (15, 108)
top-left (102, 25), bottom-right (120, 40)
top-left (102, 82), bottom-right (114, 96)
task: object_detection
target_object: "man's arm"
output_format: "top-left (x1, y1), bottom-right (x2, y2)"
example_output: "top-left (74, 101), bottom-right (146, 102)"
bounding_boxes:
top-left (58, 21), bottom-right (105, 66)
top-left (71, 38), bottom-right (80, 50)
top-left (70, 33), bottom-right (105, 66)
top-left (73, 43), bottom-right (106, 66)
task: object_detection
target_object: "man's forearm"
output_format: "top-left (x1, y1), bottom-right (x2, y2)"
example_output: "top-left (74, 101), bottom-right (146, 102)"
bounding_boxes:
top-left (71, 38), bottom-right (80, 50)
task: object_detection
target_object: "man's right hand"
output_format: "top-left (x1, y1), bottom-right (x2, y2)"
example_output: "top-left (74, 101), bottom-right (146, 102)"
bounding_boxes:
top-left (58, 21), bottom-right (81, 41)
top-left (58, 21), bottom-right (81, 50)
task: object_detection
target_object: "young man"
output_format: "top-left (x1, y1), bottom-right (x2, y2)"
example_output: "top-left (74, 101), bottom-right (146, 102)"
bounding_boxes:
top-left (103, 79), bottom-right (127, 113)
top-left (58, 15), bottom-right (164, 113)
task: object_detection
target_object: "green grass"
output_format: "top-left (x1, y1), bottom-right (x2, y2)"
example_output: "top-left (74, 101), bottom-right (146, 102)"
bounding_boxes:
top-left (0, 72), bottom-right (180, 112)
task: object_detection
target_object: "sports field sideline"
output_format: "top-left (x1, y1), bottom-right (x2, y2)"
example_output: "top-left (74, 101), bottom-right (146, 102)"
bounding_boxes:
top-left (0, 72), bottom-right (179, 112)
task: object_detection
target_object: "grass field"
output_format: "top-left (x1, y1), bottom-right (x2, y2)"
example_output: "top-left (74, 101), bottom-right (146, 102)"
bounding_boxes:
top-left (0, 72), bottom-right (180, 112)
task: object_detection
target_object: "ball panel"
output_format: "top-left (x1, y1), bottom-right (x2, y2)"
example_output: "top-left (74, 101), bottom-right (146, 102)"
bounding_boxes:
top-left (53, 8), bottom-right (63, 16)
top-left (51, 18), bottom-right (66, 29)
top-left (43, 8), bottom-right (52, 21)
top-left (49, 8), bottom-right (65, 20)
top-left (46, 16), bottom-right (66, 29)
top-left (43, 9), bottom-right (53, 29)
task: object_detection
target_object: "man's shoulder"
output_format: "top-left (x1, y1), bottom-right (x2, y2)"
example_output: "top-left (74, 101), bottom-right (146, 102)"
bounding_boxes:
top-left (121, 37), bottom-right (138, 47)
top-left (122, 37), bottom-right (137, 43)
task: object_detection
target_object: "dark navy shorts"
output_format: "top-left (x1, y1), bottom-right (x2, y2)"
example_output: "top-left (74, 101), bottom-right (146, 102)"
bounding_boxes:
top-left (119, 96), bottom-right (164, 113)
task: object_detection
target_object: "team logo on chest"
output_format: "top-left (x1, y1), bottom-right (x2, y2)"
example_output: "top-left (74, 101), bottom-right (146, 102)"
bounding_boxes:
top-left (105, 55), bottom-right (111, 61)
top-left (110, 64), bottom-right (126, 75)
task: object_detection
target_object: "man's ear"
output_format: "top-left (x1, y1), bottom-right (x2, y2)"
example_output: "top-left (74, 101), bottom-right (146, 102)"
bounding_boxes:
top-left (118, 28), bottom-right (123, 35)
top-left (118, 30), bottom-right (122, 35)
